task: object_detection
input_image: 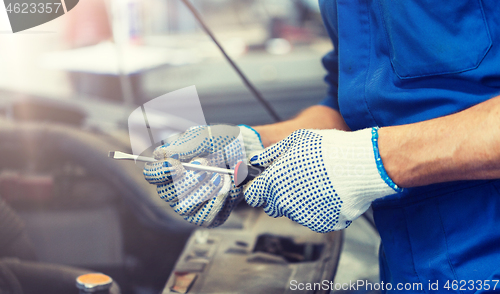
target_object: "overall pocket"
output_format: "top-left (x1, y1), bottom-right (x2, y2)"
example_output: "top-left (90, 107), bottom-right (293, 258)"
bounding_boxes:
top-left (377, 0), bottom-right (492, 79)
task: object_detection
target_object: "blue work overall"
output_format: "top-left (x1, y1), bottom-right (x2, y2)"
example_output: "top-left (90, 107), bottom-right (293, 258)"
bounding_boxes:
top-left (318, 0), bottom-right (500, 292)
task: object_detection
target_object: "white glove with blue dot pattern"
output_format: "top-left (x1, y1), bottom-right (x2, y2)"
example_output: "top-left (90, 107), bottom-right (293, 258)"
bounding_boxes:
top-left (144, 124), bottom-right (263, 227)
top-left (244, 127), bottom-right (402, 233)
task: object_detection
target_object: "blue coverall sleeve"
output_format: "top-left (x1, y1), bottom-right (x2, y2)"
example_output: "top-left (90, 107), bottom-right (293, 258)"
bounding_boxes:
top-left (318, 0), bottom-right (340, 111)
top-left (319, 50), bottom-right (340, 111)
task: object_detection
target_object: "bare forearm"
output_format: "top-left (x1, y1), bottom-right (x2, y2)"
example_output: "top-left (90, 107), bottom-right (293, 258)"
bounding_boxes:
top-left (253, 105), bottom-right (350, 147)
top-left (379, 95), bottom-right (500, 188)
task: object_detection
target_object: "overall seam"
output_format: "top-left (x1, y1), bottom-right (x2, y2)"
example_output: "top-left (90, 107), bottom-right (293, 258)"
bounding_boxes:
top-left (435, 198), bottom-right (462, 294)
top-left (402, 207), bottom-right (426, 293)
top-left (361, 0), bottom-right (380, 127)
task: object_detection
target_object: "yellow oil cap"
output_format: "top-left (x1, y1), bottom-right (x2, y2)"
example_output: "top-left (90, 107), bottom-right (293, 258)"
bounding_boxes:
top-left (76, 273), bottom-right (113, 293)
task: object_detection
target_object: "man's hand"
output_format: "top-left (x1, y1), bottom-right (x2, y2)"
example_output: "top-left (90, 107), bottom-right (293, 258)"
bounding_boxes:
top-left (143, 124), bottom-right (263, 227)
top-left (244, 128), bottom-right (402, 233)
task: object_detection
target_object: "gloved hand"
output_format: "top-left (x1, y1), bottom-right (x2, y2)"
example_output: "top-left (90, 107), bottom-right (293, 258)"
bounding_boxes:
top-left (143, 124), bottom-right (263, 227)
top-left (244, 127), bottom-right (402, 233)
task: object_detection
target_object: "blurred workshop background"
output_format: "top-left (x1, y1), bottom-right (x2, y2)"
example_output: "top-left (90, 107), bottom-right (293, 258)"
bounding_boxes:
top-left (0, 1), bottom-right (381, 293)
top-left (0, 0), bottom-right (332, 128)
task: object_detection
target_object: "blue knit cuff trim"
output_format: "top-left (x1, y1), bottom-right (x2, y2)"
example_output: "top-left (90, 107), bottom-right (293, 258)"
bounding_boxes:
top-left (238, 124), bottom-right (264, 149)
top-left (371, 127), bottom-right (403, 193)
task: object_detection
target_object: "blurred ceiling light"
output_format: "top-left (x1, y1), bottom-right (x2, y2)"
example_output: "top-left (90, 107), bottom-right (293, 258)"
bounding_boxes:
top-left (265, 38), bottom-right (291, 55)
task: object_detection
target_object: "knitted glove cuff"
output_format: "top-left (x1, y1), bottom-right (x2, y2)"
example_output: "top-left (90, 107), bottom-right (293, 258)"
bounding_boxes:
top-left (313, 128), bottom-right (400, 225)
top-left (238, 125), bottom-right (264, 155)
